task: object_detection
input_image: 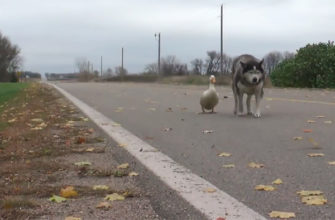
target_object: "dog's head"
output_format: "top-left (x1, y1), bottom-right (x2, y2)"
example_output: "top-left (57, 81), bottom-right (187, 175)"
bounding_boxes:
top-left (240, 59), bottom-right (264, 85)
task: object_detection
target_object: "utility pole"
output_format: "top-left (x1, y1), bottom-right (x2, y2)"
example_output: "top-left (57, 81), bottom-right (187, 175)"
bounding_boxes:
top-left (220, 4), bottom-right (224, 75)
top-left (100, 56), bottom-right (103, 77)
top-left (155, 33), bottom-right (161, 75)
top-left (121, 47), bottom-right (124, 74)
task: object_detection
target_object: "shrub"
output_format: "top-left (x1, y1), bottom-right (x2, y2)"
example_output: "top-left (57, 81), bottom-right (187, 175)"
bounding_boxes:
top-left (271, 41), bottom-right (335, 88)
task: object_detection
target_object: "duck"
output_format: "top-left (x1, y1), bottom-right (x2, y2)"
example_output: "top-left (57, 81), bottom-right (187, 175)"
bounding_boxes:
top-left (200, 75), bottom-right (219, 113)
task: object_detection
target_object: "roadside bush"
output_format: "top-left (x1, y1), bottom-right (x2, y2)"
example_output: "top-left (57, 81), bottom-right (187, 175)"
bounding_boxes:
top-left (271, 41), bottom-right (335, 88)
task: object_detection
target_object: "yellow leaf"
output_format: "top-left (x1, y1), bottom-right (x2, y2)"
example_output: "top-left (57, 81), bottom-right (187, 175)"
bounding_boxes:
top-left (254, 185), bottom-right (276, 191)
top-left (8, 118), bottom-right (17, 123)
top-left (74, 161), bottom-right (92, 166)
top-left (148, 107), bottom-right (156, 111)
top-left (218, 152), bottom-right (231, 157)
top-left (85, 147), bottom-right (95, 152)
top-left (222, 164), bottom-right (235, 168)
top-left (48, 195), bottom-right (66, 203)
top-left (324, 120), bottom-right (333, 124)
top-left (307, 120), bottom-right (316, 123)
top-left (93, 185), bottom-right (109, 190)
top-left (297, 190), bottom-right (323, 196)
top-left (328, 161), bottom-right (335, 165)
top-left (272, 178), bottom-right (283, 185)
top-left (117, 163), bottom-right (129, 169)
top-left (301, 195), bottom-right (327, 205)
top-left (204, 188), bottom-right (216, 193)
top-left (104, 193), bottom-right (125, 201)
top-left (308, 138), bottom-right (319, 147)
top-left (31, 118), bottom-right (43, 123)
top-left (60, 186), bottom-right (78, 198)
top-left (81, 117), bottom-right (89, 122)
top-left (129, 171), bottom-right (139, 176)
top-left (112, 123), bottom-right (121, 127)
top-left (248, 162), bottom-right (264, 168)
top-left (114, 107), bottom-right (124, 112)
top-left (293, 136), bottom-right (303, 141)
top-left (118, 143), bottom-right (127, 147)
top-left (65, 217), bottom-right (81, 220)
top-left (315, 115), bottom-right (325, 118)
top-left (307, 153), bottom-right (324, 157)
top-left (96, 201), bottom-right (112, 209)
top-left (269, 211), bottom-right (296, 219)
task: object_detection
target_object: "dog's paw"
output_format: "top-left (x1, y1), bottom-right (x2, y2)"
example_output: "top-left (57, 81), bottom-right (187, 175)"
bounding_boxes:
top-left (254, 113), bottom-right (261, 118)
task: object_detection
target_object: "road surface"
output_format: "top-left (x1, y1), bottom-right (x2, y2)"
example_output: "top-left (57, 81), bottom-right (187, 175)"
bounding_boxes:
top-left (56, 82), bottom-right (335, 219)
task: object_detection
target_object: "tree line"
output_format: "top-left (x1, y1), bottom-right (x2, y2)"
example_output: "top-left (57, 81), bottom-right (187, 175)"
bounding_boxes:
top-left (0, 31), bottom-right (22, 82)
top-left (143, 50), bottom-right (295, 76)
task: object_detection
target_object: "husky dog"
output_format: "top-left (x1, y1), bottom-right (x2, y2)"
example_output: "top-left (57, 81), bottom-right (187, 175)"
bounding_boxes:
top-left (232, 54), bottom-right (265, 118)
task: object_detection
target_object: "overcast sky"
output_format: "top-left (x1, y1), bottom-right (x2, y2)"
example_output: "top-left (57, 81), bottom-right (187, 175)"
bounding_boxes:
top-left (0, 0), bottom-right (334, 74)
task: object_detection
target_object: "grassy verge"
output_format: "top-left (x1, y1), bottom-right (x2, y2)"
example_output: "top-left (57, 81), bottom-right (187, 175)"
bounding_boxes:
top-left (0, 83), bottom-right (29, 105)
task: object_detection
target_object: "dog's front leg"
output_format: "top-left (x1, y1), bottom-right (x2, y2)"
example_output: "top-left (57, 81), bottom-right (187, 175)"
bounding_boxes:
top-left (238, 93), bottom-right (244, 115)
top-left (246, 94), bottom-right (252, 115)
top-left (254, 91), bottom-right (262, 118)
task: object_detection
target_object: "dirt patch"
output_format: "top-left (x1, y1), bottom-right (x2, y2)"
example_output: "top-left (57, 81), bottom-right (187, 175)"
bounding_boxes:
top-left (0, 83), bottom-right (161, 220)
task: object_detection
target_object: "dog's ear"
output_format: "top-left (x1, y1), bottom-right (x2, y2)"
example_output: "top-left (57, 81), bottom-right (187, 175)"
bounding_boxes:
top-left (240, 61), bottom-right (247, 70)
top-left (258, 59), bottom-right (264, 67)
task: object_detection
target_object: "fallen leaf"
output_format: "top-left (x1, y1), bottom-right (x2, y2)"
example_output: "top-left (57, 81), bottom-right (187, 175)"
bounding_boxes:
top-left (81, 117), bottom-right (89, 122)
top-left (272, 178), bottom-right (283, 185)
top-left (129, 171), bottom-right (139, 176)
top-left (65, 217), bottom-right (81, 220)
top-left (93, 185), bottom-right (109, 190)
top-left (60, 186), bottom-right (78, 198)
top-left (308, 138), bottom-right (319, 148)
top-left (85, 147), bottom-right (95, 152)
top-left (218, 152), bottom-right (232, 157)
top-left (118, 143), bottom-right (127, 147)
top-left (202, 130), bottom-right (214, 134)
top-left (307, 120), bottom-right (316, 123)
top-left (74, 161), bottom-right (92, 166)
top-left (166, 108), bottom-right (173, 112)
top-left (112, 123), bottom-right (121, 127)
top-left (162, 128), bottom-right (173, 132)
top-left (222, 164), bottom-right (235, 168)
top-left (301, 195), bottom-right (327, 205)
top-left (297, 190), bottom-right (323, 196)
top-left (328, 161), bottom-right (335, 165)
top-left (76, 137), bottom-right (86, 144)
top-left (31, 118), bottom-right (43, 123)
top-left (269, 211), bottom-right (295, 219)
top-left (104, 193), bottom-right (125, 201)
top-left (148, 107), bottom-right (156, 111)
top-left (248, 162), bottom-right (264, 168)
top-left (204, 188), bottom-right (216, 193)
top-left (96, 201), bottom-right (112, 209)
top-left (117, 163), bottom-right (129, 169)
top-left (293, 136), bottom-right (303, 141)
top-left (8, 118), bottom-right (17, 123)
top-left (114, 107), bottom-right (124, 112)
top-left (315, 115), bottom-right (325, 118)
top-left (324, 120), bottom-right (333, 124)
top-left (255, 185), bottom-right (276, 191)
top-left (303, 129), bottom-right (312, 133)
top-left (307, 153), bottom-right (324, 157)
top-left (48, 195), bottom-right (66, 203)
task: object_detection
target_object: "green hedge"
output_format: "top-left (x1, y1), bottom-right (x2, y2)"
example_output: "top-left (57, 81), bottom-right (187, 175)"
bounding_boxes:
top-left (271, 41), bottom-right (335, 88)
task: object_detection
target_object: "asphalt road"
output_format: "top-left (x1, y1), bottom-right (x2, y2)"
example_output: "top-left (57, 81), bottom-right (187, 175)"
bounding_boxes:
top-left (56, 82), bottom-right (335, 219)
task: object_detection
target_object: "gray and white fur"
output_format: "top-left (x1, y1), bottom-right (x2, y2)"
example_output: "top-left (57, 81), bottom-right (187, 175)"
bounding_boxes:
top-left (232, 54), bottom-right (265, 118)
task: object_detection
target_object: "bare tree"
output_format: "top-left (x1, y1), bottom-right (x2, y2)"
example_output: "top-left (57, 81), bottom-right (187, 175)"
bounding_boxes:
top-left (75, 57), bottom-right (94, 81)
top-left (104, 68), bottom-right (113, 77)
top-left (161, 55), bottom-right (188, 76)
top-left (115, 66), bottom-right (128, 76)
top-left (144, 63), bottom-right (158, 75)
top-left (0, 31), bottom-right (22, 81)
top-left (190, 58), bottom-right (204, 75)
top-left (205, 51), bottom-right (232, 75)
top-left (282, 51), bottom-right (296, 60)
top-left (263, 51), bottom-right (284, 74)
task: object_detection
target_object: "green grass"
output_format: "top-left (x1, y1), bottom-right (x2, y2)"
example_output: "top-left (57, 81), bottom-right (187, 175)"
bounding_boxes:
top-left (0, 83), bottom-right (29, 106)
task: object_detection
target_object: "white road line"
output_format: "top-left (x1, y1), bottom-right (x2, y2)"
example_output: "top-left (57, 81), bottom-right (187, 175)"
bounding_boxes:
top-left (50, 83), bottom-right (266, 220)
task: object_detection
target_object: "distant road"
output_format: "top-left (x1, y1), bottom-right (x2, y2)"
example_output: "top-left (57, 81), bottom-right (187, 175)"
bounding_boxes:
top-left (57, 82), bottom-right (335, 219)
